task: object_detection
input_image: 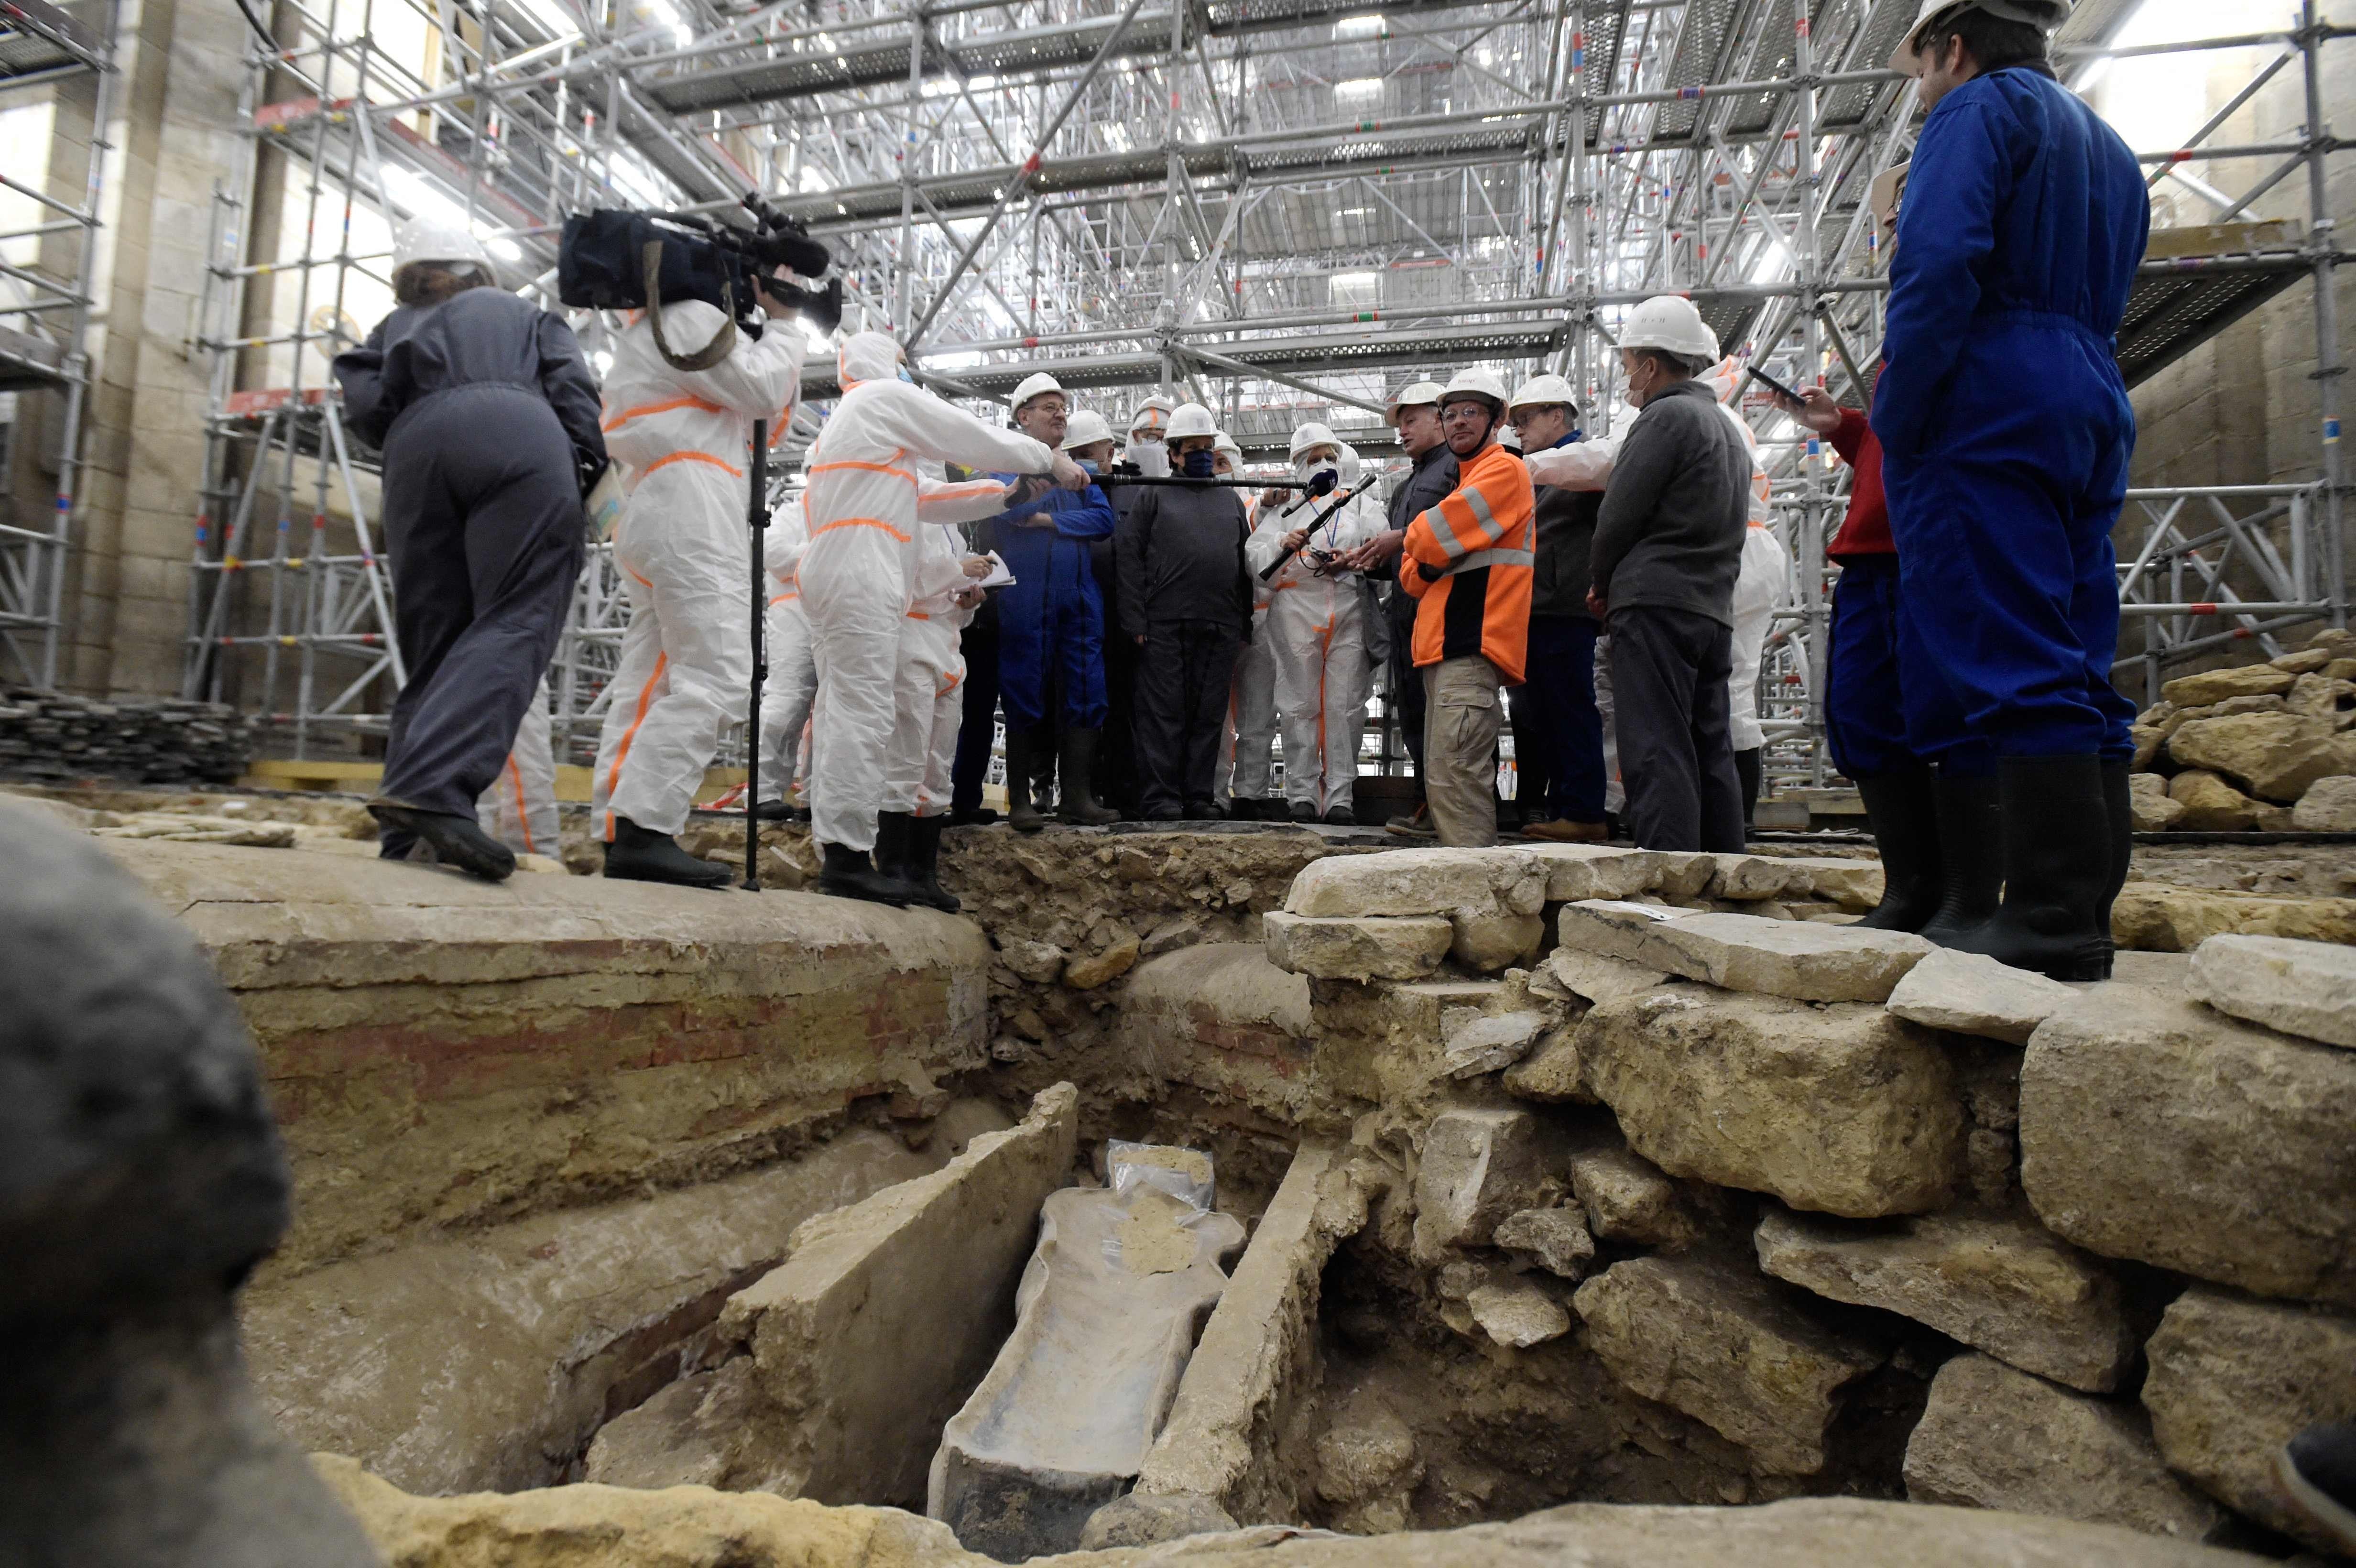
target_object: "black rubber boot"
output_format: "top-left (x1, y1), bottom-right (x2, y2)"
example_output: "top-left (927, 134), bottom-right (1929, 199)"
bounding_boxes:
top-left (601, 815), bottom-right (731, 889)
top-left (752, 797), bottom-right (794, 822)
top-left (903, 816), bottom-right (962, 913)
top-left (1288, 799), bottom-right (1319, 823)
top-left (1228, 797), bottom-right (1261, 821)
top-left (1944, 755), bottom-right (2116, 981)
top-left (1849, 768), bottom-right (1942, 932)
top-left (369, 800), bottom-right (517, 882)
top-left (1323, 805), bottom-right (1357, 826)
top-left (1058, 729), bottom-right (1121, 825)
top-left (874, 810), bottom-right (915, 883)
top-left (2095, 757), bottom-right (2133, 960)
top-left (1004, 728), bottom-right (1046, 833)
top-left (1918, 769), bottom-right (2004, 947)
top-left (816, 840), bottom-right (912, 906)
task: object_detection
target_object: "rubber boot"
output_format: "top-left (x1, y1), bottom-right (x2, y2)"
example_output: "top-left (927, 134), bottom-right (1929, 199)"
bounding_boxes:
top-left (2094, 757), bottom-right (2133, 968)
top-left (1944, 755), bottom-right (2116, 981)
top-left (874, 810), bottom-right (915, 883)
top-left (1004, 727), bottom-right (1046, 833)
top-left (368, 800), bottom-right (516, 882)
top-left (1917, 769), bottom-right (2004, 946)
top-left (752, 797), bottom-right (794, 822)
top-left (1288, 799), bottom-right (1319, 824)
top-left (903, 816), bottom-right (962, 913)
top-left (1057, 729), bottom-right (1121, 825)
top-left (816, 839), bottom-right (913, 906)
top-left (601, 815), bottom-right (731, 889)
top-left (1849, 768), bottom-right (1943, 931)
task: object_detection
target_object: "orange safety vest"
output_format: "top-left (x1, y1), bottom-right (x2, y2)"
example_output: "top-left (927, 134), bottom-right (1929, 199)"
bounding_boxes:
top-left (1398, 440), bottom-right (1537, 682)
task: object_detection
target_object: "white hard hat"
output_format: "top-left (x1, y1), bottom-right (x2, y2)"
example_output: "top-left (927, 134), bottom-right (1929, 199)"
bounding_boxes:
top-left (1508, 373), bottom-right (1580, 413)
top-left (1498, 425), bottom-right (1524, 454)
top-left (1387, 379), bottom-right (1446, 425)
top-left (1437, 367), bottom-right (1509, 414)
top-left (1128, 395), bottom-right (1175, 435)
top-left (1011, 371), bottom-right (1066, 411)
top-left (1288, 421), bottom-right (1341, 461)
top-left (1214, 432), bottom-right (1243, 465)
top-left (1062, 410), bottom-right (1114, 450)
top-left (1890, 0), bottom-right (2070, 70)
top-left (392, 214), bottom-right (494, 277)
top-left (1620, 295), bottom-right (1721, 363)
top-left (1165, 402), bottom-right (1218, 440)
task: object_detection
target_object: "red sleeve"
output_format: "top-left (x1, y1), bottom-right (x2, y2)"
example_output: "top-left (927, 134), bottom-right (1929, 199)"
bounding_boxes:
top-left (1827, 406), bottom-right (1869, 466)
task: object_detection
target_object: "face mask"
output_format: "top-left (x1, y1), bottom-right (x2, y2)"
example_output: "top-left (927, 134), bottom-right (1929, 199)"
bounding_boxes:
top-left (1077, 458), bottom-right (1100, 475)
top-left (1293, 457), bottom-right (1339, 488)
top-left (1182, 447), bottom-right (1217, 479)
top-left (897, 367), bottom-right (914, 383)
top-left (1130, 439), bottom-right (1170, 479)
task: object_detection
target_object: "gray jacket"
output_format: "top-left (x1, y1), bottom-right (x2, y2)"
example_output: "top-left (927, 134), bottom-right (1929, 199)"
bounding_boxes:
top-left (1114, 482), bottom-right (1253, 637)
top-left (334, 287), bottom-right (606, 473)
top-left (1590, 378), bottom-right (1748, 626)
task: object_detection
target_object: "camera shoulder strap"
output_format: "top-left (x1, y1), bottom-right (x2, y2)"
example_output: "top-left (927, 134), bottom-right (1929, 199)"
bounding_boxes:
top-left (641, 240), bottom-right (737, 372)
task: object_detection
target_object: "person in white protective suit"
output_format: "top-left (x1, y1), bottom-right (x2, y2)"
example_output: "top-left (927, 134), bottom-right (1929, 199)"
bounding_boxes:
top-left (751, 494), bottom-right (820, 820)
top-left (799, 331), bottom-right (1084, 904)
top-left (590, 284), bottom-right (805, 888)
top-left (877, 518), bottom-right (993, 912)
top-left (477, 676), bottom-right (560, 859)
top-left (1219, 434), bottom-right (1281, 820)
top-left (1246, 423), bottom-right (1382, 823)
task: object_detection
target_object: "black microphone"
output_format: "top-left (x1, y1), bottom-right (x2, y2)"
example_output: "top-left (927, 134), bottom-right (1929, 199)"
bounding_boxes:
top-left (1306, 469), bottom-right (1338, 499)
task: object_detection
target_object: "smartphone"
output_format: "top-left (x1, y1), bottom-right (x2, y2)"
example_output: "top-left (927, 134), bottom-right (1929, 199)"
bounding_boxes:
top-left (1742, 363), bottom-right (1805, 407)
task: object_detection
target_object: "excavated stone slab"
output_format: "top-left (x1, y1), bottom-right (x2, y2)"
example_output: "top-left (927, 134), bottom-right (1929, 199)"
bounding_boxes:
top-left (928, 1176), bottom-right (1245, 1561)
top-left (1770, 857), bottom-right (1887, 912)
top-left (1138, 1143), bottom-right (1370, 1526)
top-left (1260, 912), bottom-right (1452, 981)
top-left (1499, 1024), bottom-right (1594, 1103)
top-left (2021, 986), bottom-right (2356, 1307)
top-left (1543, 947), bottom-right (1671, 1004)
top-left (1413, 1108), bottom-right (1549, 1257)
top-left (1119, 944), bottom-right (1313, 1127)
top-left (2171, 711), bottom-right (2356, 803)
top-left (2186, 933), bottom-right (2356, 1049)
top-left (1904, 1354), bottom-right (2224, 1543)
top-left (715, 1084), bottom-right (1079, 1509)
top-left (1441, 1009), bottom-right (1547, 1078)
top-left (1755, 1208), bottom-right (2132, 1393)
top-left (1886, 948), bottom-right (2078, 1046)
top-left (2162, 664), bottom-right (2299, 706)
top-left (1282, 848), bottom-right (1548, 919)
top-left (1450, 907), bottom-right (1547, 973)
top-left (1704, 854), bottom-right (1816, 901)
top-left (2112, 881), bottom-right (2356, 949)
top-left (1568, 1135), bottom-right (1702, 1249)
top-left (1572, 1254), bottom-right (1883, 1475)
top-left (1578, 988), bottom-right (1965, 1217)
top-left (1519, 843), bottom-right (1666, 902)
top-left (102, 837), bottom-right (993, 1278)
top-left (1466, 1280), bottom-right (1572, 1348)
top-left (315, 1456), bottom-right (2277, 1567)
top-left (2292, 773), bottom-right (2356, 830)
top-left (2143, 1287), bottom-right (2356, 1554)
top-left (1557, 903), bottom-right (1933, 1002)
top-left (1493, 1206), bottom-right (1594, 1279)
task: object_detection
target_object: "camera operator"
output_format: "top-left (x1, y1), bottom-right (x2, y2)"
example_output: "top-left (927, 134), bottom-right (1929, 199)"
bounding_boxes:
top-left (589, 260), bottom-right (808, 889)
top-left (332, 218), bottom-right (605, 882)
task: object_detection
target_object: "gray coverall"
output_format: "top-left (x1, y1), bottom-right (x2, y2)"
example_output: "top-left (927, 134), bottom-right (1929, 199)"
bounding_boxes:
top-left (333, 287), bottom-right (603, 852)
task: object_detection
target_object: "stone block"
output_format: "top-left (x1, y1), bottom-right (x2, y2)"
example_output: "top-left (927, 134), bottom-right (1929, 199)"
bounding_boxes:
top-left (1500, 1025), bottom-right (1595, 1103)
top-left (1260, 912), bottom-right (1452, 981)
top-left (1904, 1355), bottom-right (2223, 1542)
top-left (1567, 1136), bottom-right (1700, 1248)
top-left (1572, 1255), bottom-right (1883, 1475)
top-left (1466, 1280), bottom-right (1572, 1348)
top-left (1413, 1109), bottom-right (1548, 1256)
top-left (1002, 939), bottom-right (1065, 983)
top-left (2284, 673), bottom-right (2356, 726)
top-left (2164, 770), bottom-right (2259, 830)
top-left (2143, 1288), bottom-right (2356, 1552)
top-left (1544, 947), bottom-right (1671, 1004)
top-left (1756, 1208), bottom-right (2132, 1393)
top-left (1772, 857), bottom-right (1886, 912)
top-left (1652, 852), bottom-right (1720, 900)
top-left (1441, 1008), bottom-right (1547, 1078)
top-left (2272, 645), bottom-right (2338, 674)
top-left (2128, 773), bottom-right (2186, 832)
top-left (2291, 773), bottom-right (2356, 830)
top-left (1579, 988), bottom-right (1965, 1218)
top-left (1494, 1205), bottom-right (1595, 1279)
top-left (1062, 930), bottom-right (1139, 989)
top-left (2020, 987), bottom-right (2356, 1307)
top-left (2186, 933), bottom-right (2356, 1049)
top-left (1705, 854), bottom-right (1815, 901)
top-left (927, 1175), bottom-right (1245, 1561)
top-left (720, 1083), bottom-right (1080, 1508)
top-left (1450, 908), bottom-right (1547, 972)
top-left (1559, 903), bottom-right (1934, 1003)
top-left (1077, 1492), bottom-right (1237, 1549)
top-left (1885, 948), bottom-right (2078, 1046)
top-left (2160, 665), bottom-right (2297, 707)
top-left (1283, 847), bottom-right (1548, 919)
top-left (2168, 712), bottom-right (2355, 803)
top-left (2131, 725), bottom-right (2166, 771)
top-left (1520, 843), bottom-right (1665, 902)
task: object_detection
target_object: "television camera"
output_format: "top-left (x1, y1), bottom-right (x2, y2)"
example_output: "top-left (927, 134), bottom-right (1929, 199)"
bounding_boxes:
top-left (559, 191), bottom-right (843, 369)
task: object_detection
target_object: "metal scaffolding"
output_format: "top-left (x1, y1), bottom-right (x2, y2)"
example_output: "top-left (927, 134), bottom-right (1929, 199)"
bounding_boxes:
top-left (171, 0), bottom-right (2346, 785)
top-left (0, 0), bottom-right (118, 688)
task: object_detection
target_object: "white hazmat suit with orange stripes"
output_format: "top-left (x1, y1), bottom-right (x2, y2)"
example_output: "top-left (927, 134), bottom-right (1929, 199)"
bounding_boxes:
top-left (800, 333), bottom-right (1054, 852)
top-left (755, 497), bottom-right (818, 806)
top-left (885, 518), bottom-right (984, 817)
top-left (591, 300), bottom-right (804, 840)
top-left (478, 676), bottom-right (559, 856)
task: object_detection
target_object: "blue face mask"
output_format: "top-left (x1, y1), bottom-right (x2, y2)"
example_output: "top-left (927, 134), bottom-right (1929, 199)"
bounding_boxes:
top-left (1182, 447), bottom-right (1216, 479)
top-left (897, 367), bottom-right (914, 382)
top-left (1078, 458), bottom-right (1100, 474)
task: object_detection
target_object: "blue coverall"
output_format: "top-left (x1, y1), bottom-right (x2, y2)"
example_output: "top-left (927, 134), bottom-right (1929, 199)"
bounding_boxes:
top-left (1873, 64), bottom-right (2148, 761)
top-left (983, 477), bottom-right (1116, 731)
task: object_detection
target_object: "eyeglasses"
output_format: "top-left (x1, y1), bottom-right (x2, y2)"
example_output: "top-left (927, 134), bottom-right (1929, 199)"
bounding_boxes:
top-left (1440, 403), bottom-right (1491, 423)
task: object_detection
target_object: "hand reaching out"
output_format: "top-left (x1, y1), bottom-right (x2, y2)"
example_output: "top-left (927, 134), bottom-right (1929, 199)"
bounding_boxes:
top-left (1794, 386), bottom-right (1844, 435)
top-left (1050, 451), bottom-right (1089, 491)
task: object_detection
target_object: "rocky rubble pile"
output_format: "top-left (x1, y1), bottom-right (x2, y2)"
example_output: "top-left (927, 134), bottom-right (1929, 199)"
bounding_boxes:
top-left (0, 688), bottom-right (256, 784)
top-left (1264, 844), bottom-right (2356, 1553)
top-left (2127, 626), bottom-right (2356, 832)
